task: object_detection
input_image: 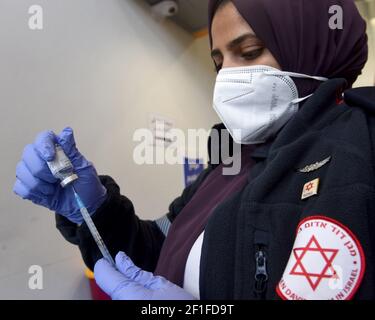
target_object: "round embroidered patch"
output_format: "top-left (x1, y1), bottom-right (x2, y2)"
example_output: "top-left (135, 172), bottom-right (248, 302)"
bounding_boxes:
top-left (276, 216), bottom-right (365, 300)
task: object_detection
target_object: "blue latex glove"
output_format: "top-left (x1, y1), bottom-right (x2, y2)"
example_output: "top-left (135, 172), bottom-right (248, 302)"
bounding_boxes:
top-left (13, 127), bottom-right (107, 224)
top-left (94, 252), bottom-right (196, 300)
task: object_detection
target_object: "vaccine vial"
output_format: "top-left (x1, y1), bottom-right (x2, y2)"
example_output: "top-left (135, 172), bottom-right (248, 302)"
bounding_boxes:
top-left (47, 145), bottom-right (78, 187)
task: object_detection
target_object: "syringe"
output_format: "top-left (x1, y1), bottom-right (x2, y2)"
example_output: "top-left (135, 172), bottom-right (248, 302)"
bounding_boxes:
top-left (47, 145), bottom-right (116, 267)
top-left (71, 185), bottom-right (116, 267)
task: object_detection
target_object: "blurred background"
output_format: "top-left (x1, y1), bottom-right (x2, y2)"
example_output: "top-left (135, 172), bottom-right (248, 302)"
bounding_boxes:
top-left (0, 0), bottom-right (374, 299)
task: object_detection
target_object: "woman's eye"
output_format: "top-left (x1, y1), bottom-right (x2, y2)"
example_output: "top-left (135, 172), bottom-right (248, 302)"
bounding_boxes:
top-left (241, 48), bottom-right (264, 60)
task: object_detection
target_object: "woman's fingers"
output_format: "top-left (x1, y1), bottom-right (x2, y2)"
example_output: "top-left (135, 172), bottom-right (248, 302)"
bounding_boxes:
top-left (94, 258), bottom-right (149, 300)
top-left (34, 130), bottom-right (57, 161)
top-left (57, 127), bottom-right (76, 156)
top-left (21, 144), bottom-right (57, 184)
top-left (13, 178), bottom-right (44, 206)
top-left (16, 160), bottom-right (55, 196)
top-left (115, 252), bottom-right (156, 286)
top-left (13, 178), bottom-right (31, 200)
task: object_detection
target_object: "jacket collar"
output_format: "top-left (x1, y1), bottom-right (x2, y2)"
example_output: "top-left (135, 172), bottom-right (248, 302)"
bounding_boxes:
top-left (246, 78), bottom-right (348, 161)
top-left (344, 86), bottom-right (375, 113)
top-left (267, 78), bottom-right (348, 157)
top-left (250, 139), bottom-right (273, 160)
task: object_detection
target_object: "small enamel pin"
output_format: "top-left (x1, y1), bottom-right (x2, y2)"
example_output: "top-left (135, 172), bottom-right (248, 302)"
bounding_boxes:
top-left (298, 156), bottom-right (331, 173)
top-left (301, 178), bottom-right (320, 200)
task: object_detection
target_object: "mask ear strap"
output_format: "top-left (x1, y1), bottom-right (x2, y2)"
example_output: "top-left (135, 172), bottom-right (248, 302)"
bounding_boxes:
top-left (265, 70), bottom-right (328, 82)
top-left (291, 94), bottom-right (313, 104)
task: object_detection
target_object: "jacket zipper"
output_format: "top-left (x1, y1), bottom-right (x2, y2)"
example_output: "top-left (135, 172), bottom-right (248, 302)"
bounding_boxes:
top-left (254, 229), bottom-right (269, 299)
top-left (254, 245), bottom-right (268, 298)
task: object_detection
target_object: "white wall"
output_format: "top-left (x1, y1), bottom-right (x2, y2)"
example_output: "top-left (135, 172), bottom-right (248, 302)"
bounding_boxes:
top-left (0, 0), bottom-right (218, 299)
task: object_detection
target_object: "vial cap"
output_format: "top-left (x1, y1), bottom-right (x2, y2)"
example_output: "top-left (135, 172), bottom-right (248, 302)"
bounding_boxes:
top-left (60, 174), bottom-right (78, 188)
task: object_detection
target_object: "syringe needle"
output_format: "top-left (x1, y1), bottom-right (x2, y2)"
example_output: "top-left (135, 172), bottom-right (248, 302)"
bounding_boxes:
top-left (46, 145), bottom-right (116, 268)
top-left (72, 185), bottom-right (116, 268)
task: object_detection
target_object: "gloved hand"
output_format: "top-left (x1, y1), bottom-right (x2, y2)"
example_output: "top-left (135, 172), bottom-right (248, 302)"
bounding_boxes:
top-left (94, 252), bottom-right (196, 300)
top-left (13, 127), bottom-right (107, 224)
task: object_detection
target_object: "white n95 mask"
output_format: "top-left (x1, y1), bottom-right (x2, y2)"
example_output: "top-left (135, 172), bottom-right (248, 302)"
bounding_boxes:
top-left (213, 65), bottom-right (328, 144)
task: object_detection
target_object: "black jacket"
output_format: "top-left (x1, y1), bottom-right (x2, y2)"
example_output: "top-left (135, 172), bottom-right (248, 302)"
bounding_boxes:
top-left (56, 78), bottom-right (375, 300)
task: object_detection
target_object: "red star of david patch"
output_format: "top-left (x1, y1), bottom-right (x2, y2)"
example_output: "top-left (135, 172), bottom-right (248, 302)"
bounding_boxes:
top-left (289, 235), bottom-right (339, 291)
top-left (277, 217), bottom-right (365, 300)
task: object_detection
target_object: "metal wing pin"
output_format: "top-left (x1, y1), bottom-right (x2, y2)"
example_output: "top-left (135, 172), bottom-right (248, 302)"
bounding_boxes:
top-left (298, 156), bottom-right (332, 173)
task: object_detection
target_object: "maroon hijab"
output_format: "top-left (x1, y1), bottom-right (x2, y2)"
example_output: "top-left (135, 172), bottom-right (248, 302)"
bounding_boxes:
top-left (208, 0), bottom-right (368, 97)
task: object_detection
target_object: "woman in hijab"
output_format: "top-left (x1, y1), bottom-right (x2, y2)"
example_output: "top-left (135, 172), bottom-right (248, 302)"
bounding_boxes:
top-left (14, 0), bottom-right (374, 300)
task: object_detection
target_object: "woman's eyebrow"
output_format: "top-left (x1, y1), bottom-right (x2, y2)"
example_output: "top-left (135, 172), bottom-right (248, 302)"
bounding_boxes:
top-left (227, 33), bottom-right (258, 50)
top-left (211, 33), bottom-right (259, 58)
